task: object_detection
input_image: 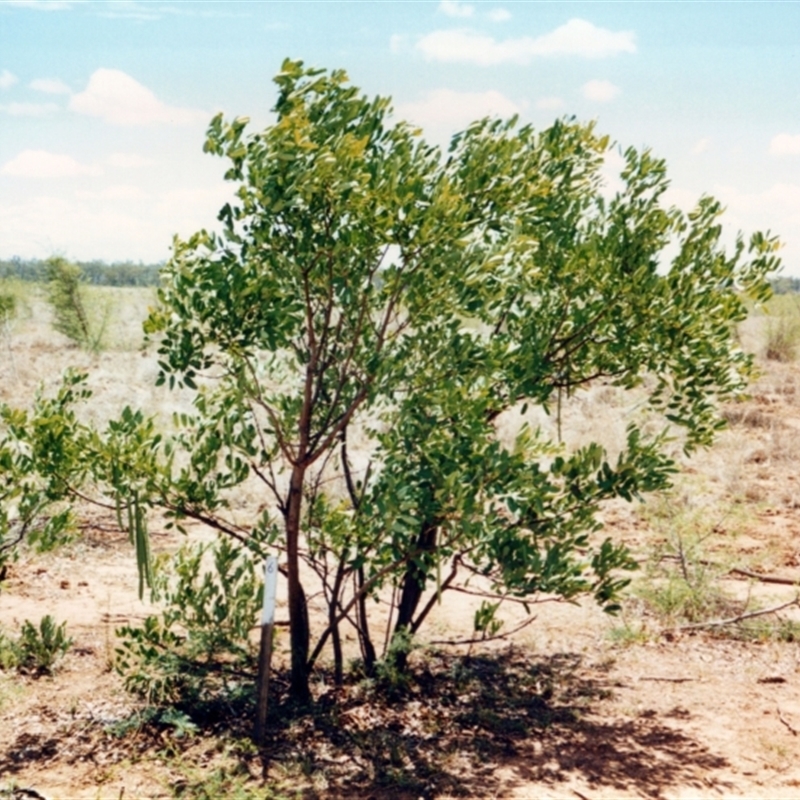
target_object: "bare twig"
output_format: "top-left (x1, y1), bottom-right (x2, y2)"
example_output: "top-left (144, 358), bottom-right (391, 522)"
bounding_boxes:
top-left (657, 554), bottom-right (800, 586)
top-left (676, 597), bottom-right (800, 630)
top-left (778, 706), bottom-right (799, 736)
top-left (449, 584), bottom-right (560, 607)
top-left (730, 567), bottom-right (800, 587)
top-left (428, 614), bottom-right (538, 647)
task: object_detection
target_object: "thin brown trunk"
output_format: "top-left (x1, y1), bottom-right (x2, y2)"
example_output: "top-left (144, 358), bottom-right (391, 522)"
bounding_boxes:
top-left (392, 519), bottom-right (438, 671)
top-left (356, 566), bottom-right (377, 673)
top-left (328, 550), bottom-right (348, 686)
top-left (286, 463), bottom-right (311, 703)
top-left (330, 613), bottom-right (343, 686)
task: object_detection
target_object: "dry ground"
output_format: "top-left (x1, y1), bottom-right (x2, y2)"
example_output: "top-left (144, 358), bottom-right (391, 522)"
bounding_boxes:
top-left (1, 284), bottom-right (800, 799)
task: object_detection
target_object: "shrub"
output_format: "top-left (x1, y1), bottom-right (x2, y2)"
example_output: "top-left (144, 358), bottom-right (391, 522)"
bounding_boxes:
top-left (5, 60), bottom-right (782, 708)
top-left (764, 315), bottom-right (800, 361)
top-left (0, 293), bottom-right (15, 327)
top-left (139, 59), bottom-right (778, 701)
top-left (0, 616), bottom-right (73, 675)
top-left (115, 537), bottom-right (261, 704)
top-left (45, 256), bottom-right (107, 352)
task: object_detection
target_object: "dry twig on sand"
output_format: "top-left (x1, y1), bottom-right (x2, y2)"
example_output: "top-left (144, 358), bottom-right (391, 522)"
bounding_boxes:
top-left (676, 597), bottom-right (800, 631)
top-left (778, 706), bottom-right (799, 736)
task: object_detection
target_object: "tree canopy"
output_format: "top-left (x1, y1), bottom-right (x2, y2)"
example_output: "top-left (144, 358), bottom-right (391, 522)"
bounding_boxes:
top-left (137, 59), bottom-right (781, 701)
top-left (2, 59), bottom-right (780, 707)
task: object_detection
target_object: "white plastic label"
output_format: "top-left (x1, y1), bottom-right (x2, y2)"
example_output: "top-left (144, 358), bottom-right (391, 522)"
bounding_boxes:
top-left (261, 556), bottom-right (278, 625)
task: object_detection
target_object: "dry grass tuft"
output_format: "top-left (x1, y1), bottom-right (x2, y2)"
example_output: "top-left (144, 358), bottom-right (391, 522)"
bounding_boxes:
top-left (764, 316), bottom-right (800, 362)
top-left (720, 404), bottom-right (776, 429)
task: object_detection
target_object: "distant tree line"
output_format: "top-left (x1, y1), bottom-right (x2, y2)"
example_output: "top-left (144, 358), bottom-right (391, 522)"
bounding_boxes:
top-left (770, 276), bottom-right (800, 294)
top-left (3, 256), bottom-right (797, 295)
top-left (0, 257), bottom-right (162, 287)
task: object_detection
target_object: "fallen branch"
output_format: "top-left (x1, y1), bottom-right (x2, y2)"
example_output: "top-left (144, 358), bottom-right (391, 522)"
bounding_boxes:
top-left (427, 615), bottom-right (538, 647)
top-left (778, 706), bottom-right (799, 736)
top-left (657, 554), bottom-right (800, 586)
top-left (639, 676), bottom-right (695, 683)
top-left (729, 567), bottom-right (800, 587)
top-left (676, 597), bottom-right (800, 631)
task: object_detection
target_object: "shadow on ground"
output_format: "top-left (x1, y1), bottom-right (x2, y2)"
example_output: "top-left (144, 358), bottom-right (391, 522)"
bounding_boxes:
top-left (0, 649), bottom-right (730, 799)
top-left (260, 649), bottom-right (729, 799)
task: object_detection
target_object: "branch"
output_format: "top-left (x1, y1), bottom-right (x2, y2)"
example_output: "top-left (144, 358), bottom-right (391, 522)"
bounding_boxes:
top-left (0, 518), bottom-right (32, 554)
top-left (163, 503), bottom-right (252, 548)
top-left (676, 597), bottom-right (799, 630)
top-left (249, 461), bottom-right (285, 515)
top-left (341, 426), bottom-right (371, 511)
top-left (241, 357), bottom-right (297, 463)
top-left (778, 706), bottom-right (799, 736)
top-left (658, 554), bottom-right (800, 587)
top-left (309, 529), bottom-right (465, 662)
top-left (410, 555), bottom-right (460, 634)
top-left (730, 567), bottom-right (800, 587)
top-left (64, 482), bottom-right (117, 511)
top-left (427, 613), bottom-right (538, 647)
top-left (448, 584), bottom-right (545, 607)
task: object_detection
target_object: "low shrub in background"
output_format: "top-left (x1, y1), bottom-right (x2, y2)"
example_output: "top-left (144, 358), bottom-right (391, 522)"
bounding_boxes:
top-left (0, 615), bottom-right (73, 675)
top-left (764, 314), bottom-right (800, 362)
top-left (45, 256), bottom-right (107, 353)
top-left (0, 293), bottom-right (14, 326)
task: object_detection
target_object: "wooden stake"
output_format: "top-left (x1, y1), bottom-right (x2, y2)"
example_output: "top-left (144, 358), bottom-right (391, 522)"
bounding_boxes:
top-left (255, 556), bottom-right (278, 744)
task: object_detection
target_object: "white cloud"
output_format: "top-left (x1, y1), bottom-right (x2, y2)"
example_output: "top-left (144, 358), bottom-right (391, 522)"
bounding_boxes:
top-left (661, 186), bottom-right (701, 213)
top-left (691, 137), bottom-right (711, 155)
top-left (770, 133), bottom-right (800, 156)
top-left (69, 68), bottom-right (207, 126)
top-left (156, 186), bottom-right (231, 215)
top-left (582, 79), bottom-right (620, 102)
top-left (0, 101), bottom-right (59, 116)
top-left (600, 148), bottom-right (627, 198)
top-left (76, 184), bottom-right (149, 200)
top-left (439, 0), bottom-right (474, 18)
top-left (95, 1), bottom-right (160, 21)
top-left (390, 34), bottom-right (407, 54)
top-left (106, 152), bottom-right (155, 169)
top-left (396, 88), bottom-right (520, 141)
top-left (665, 181), bottom-right (799, 258)
top-left (536, 96), bottom-right (564, 111)
top-left (30, 77), bottom-right (72, 94)
top-left (712, 182), bottom-right (800, 269)
top-left (0, 177), bottom-right (236, 262)
top-left (417, 19), bottom-right (636, 65)
top-left (0, 70), bottom-right (18, 90)
top-left (5, 0), bottom-right (77, 9)
top-left (93, 2), bottom-right (245, 21)
top-left (1, 150), bottom-right (101, 178)
top-left (488, 8), bottom-right (511, 22)
top-left (716, 182), bottom-right (800, 220)
top-left (0, 195), bottom-right (165, 262)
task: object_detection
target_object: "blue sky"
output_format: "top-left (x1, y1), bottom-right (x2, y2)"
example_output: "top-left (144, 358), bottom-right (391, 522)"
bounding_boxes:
top-left (1, 0), bottom-right (799, 273)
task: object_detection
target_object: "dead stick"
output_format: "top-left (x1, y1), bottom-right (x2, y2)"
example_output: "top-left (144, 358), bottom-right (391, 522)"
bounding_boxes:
top-left (656, 555), bottom-right (800, 586)
top-left (778, 706), bottom-right (799, 736)
top-left (729, 567), bottom-right (800, 587)
top-left (677, 597), bottom-right (799, 630)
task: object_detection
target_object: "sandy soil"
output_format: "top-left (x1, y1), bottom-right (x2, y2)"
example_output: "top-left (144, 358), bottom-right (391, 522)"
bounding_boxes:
top-left (2, 285), bottom-right (800, 799)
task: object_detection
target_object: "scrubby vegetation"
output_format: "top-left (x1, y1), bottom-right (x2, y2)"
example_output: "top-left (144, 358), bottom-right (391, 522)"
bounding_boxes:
top-left (0, 257), bottom-right (161, 287)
